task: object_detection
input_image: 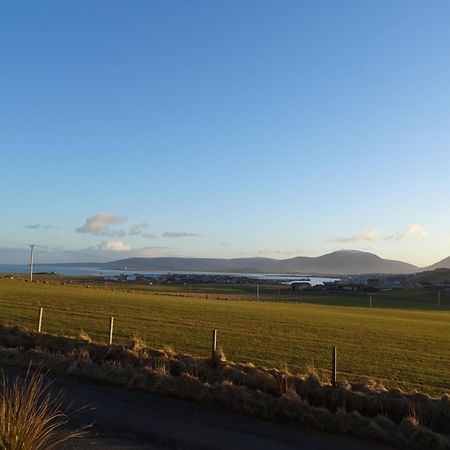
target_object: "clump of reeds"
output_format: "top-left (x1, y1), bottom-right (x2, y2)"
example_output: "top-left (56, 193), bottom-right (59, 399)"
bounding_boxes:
top-left (0, 368), bottom-right (87, 450)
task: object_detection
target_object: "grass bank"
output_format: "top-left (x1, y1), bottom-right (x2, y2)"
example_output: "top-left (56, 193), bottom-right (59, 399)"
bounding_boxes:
top-left (0, 278), bottom-right (449, 395)
top-left (0, 324), bottom-right (449, 450)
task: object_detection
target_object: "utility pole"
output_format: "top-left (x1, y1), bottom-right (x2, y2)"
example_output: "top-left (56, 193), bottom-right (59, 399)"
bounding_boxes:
top-left (369, 294), bottom-right (373, 308)
top-left (29, 244), bottom-right (35, 282)
top-left (256, 282), bottom-right (260, 300)
top-left (438, 291), bottom-right (441, 307)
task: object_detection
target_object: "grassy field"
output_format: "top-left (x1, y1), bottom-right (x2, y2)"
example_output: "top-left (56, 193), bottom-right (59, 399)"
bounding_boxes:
top-left (0, 277), bottom-right (449, 395)
top-left (16, 272), bottom-right (450, 310)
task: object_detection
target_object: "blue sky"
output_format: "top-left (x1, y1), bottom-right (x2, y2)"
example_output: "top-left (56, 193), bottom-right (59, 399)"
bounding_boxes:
top-left (1, 1), bottom-right (450, 266)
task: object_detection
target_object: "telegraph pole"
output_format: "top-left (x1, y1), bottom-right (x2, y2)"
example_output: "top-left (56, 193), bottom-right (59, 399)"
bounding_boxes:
top-left (29, 244), bottom-right (35, 282)
top-left (256, 282), bottom-right (260, 300)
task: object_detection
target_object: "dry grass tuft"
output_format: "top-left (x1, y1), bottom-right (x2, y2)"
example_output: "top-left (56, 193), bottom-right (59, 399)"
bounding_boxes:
top-left (246, 367), bottom-right (278, 393)
top-left (400, 416), bottom-right (420, 435)
top-left (0, 368), bottom-right (88, 450)
top-left (150, 357), bottom-right (168, 375)
top-left (278, 362), bottom-right (296, 396)
top-left (130, 334), bottom-right (146, 352)
top-left (215, 345), bottom-right (227, 362)
top-left (162, 345), bottom-right (175, 358)
top-left (303, 361), bottom-right (323, 387)
top-left (78, 329), bottom-right (92, 343)
top-left (69, 347), bottom-right (91, 361)
top-left (180, 357), bottom-right (199, 379)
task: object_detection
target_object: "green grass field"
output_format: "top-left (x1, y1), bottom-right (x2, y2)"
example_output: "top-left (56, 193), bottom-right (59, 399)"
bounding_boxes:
top-left (0, 278), bottom-right (449, 395)
top-left (17, 272), bottom-right (450, 310)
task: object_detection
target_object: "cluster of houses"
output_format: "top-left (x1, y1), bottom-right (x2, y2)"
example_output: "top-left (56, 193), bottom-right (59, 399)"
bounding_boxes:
top-left (102, 271), bottom-right (450, 293)
top-left (291, 275), bottom-right (450, 292)
top-left (103, 273), bottom-right (258, 285)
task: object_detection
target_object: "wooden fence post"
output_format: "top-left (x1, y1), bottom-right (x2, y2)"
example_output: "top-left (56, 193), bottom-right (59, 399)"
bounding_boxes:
top-left (369, 294), bottom-right (373, 308)
top-left (37, 307), bottom-right (43, 333)
top-left (109, 317), bottom-right (114, 345)
top-left (211, 329), bottom-right (217, 362)
top-left (332, 346), bottom-right (337, 387)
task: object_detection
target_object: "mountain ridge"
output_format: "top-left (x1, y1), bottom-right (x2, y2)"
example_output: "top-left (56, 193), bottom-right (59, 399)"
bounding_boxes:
top-left (83, 250), bottom-right (421, 275)
top-left (425, 256), bottom-right (450, 271)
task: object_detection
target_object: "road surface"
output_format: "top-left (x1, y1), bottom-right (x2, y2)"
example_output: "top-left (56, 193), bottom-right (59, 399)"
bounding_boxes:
top-left (3, 367), bottom-right (392, 450)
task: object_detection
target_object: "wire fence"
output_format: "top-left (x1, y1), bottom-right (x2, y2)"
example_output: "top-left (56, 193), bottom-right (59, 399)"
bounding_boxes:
top-left (0, 301), bottom-right (346, 384)
top-left (1, 279), bottom-right (450, 394)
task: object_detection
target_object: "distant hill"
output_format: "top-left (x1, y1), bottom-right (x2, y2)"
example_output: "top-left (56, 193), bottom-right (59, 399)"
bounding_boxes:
top-left (425, 256), bottom-right (450, 270)
top-left (411, 268), bottom-right (450, 284)
top-left (92, 250), bottom-right (419, 275)
top-left (275, 250), bottom-right (418, 275)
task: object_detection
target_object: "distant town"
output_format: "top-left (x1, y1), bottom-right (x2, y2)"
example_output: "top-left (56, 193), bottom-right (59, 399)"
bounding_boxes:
top-left (19, 268), bottom-right (448, 294)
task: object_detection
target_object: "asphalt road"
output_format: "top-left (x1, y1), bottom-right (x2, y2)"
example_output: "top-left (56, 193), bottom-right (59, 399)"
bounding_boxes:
top-left (3, 367), bottom-right (392, 450)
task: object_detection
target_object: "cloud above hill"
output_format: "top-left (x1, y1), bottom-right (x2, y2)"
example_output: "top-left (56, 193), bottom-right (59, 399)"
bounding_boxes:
top-left (385, 224), bottom-right (429, 241)
top-left (89, 242), bottom-right (171, 259)
top-left (96, 240), bottom-right (131, 251)
top-left (326, 230), bottom-right (379, 243)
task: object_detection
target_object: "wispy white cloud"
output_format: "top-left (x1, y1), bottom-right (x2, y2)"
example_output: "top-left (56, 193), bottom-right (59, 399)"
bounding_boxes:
top-left (90, 243), bottom-right (172, 259)
top-left (78, 243), bottom-right (171, 260)
top-left (103, 223), bottom-right (151, 238)
top-left (96, 240), bottom-right (131, 251)
top-left (76, 212), bottom-right (127, 234)
top-left (385, 224), bottom-right (429, 241)
top-left (25, 224), bottom-right (58, 230)
top-left (76, 213), bottom-right (153, 238)
top-left (326, 230), bottom-right (379, 243)
top-left (128, 223), bottom-right (149, 235)
top-left (162, 232), bottom-right (201, 238)
top-left (92, 241), bottom-right (171, 256)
